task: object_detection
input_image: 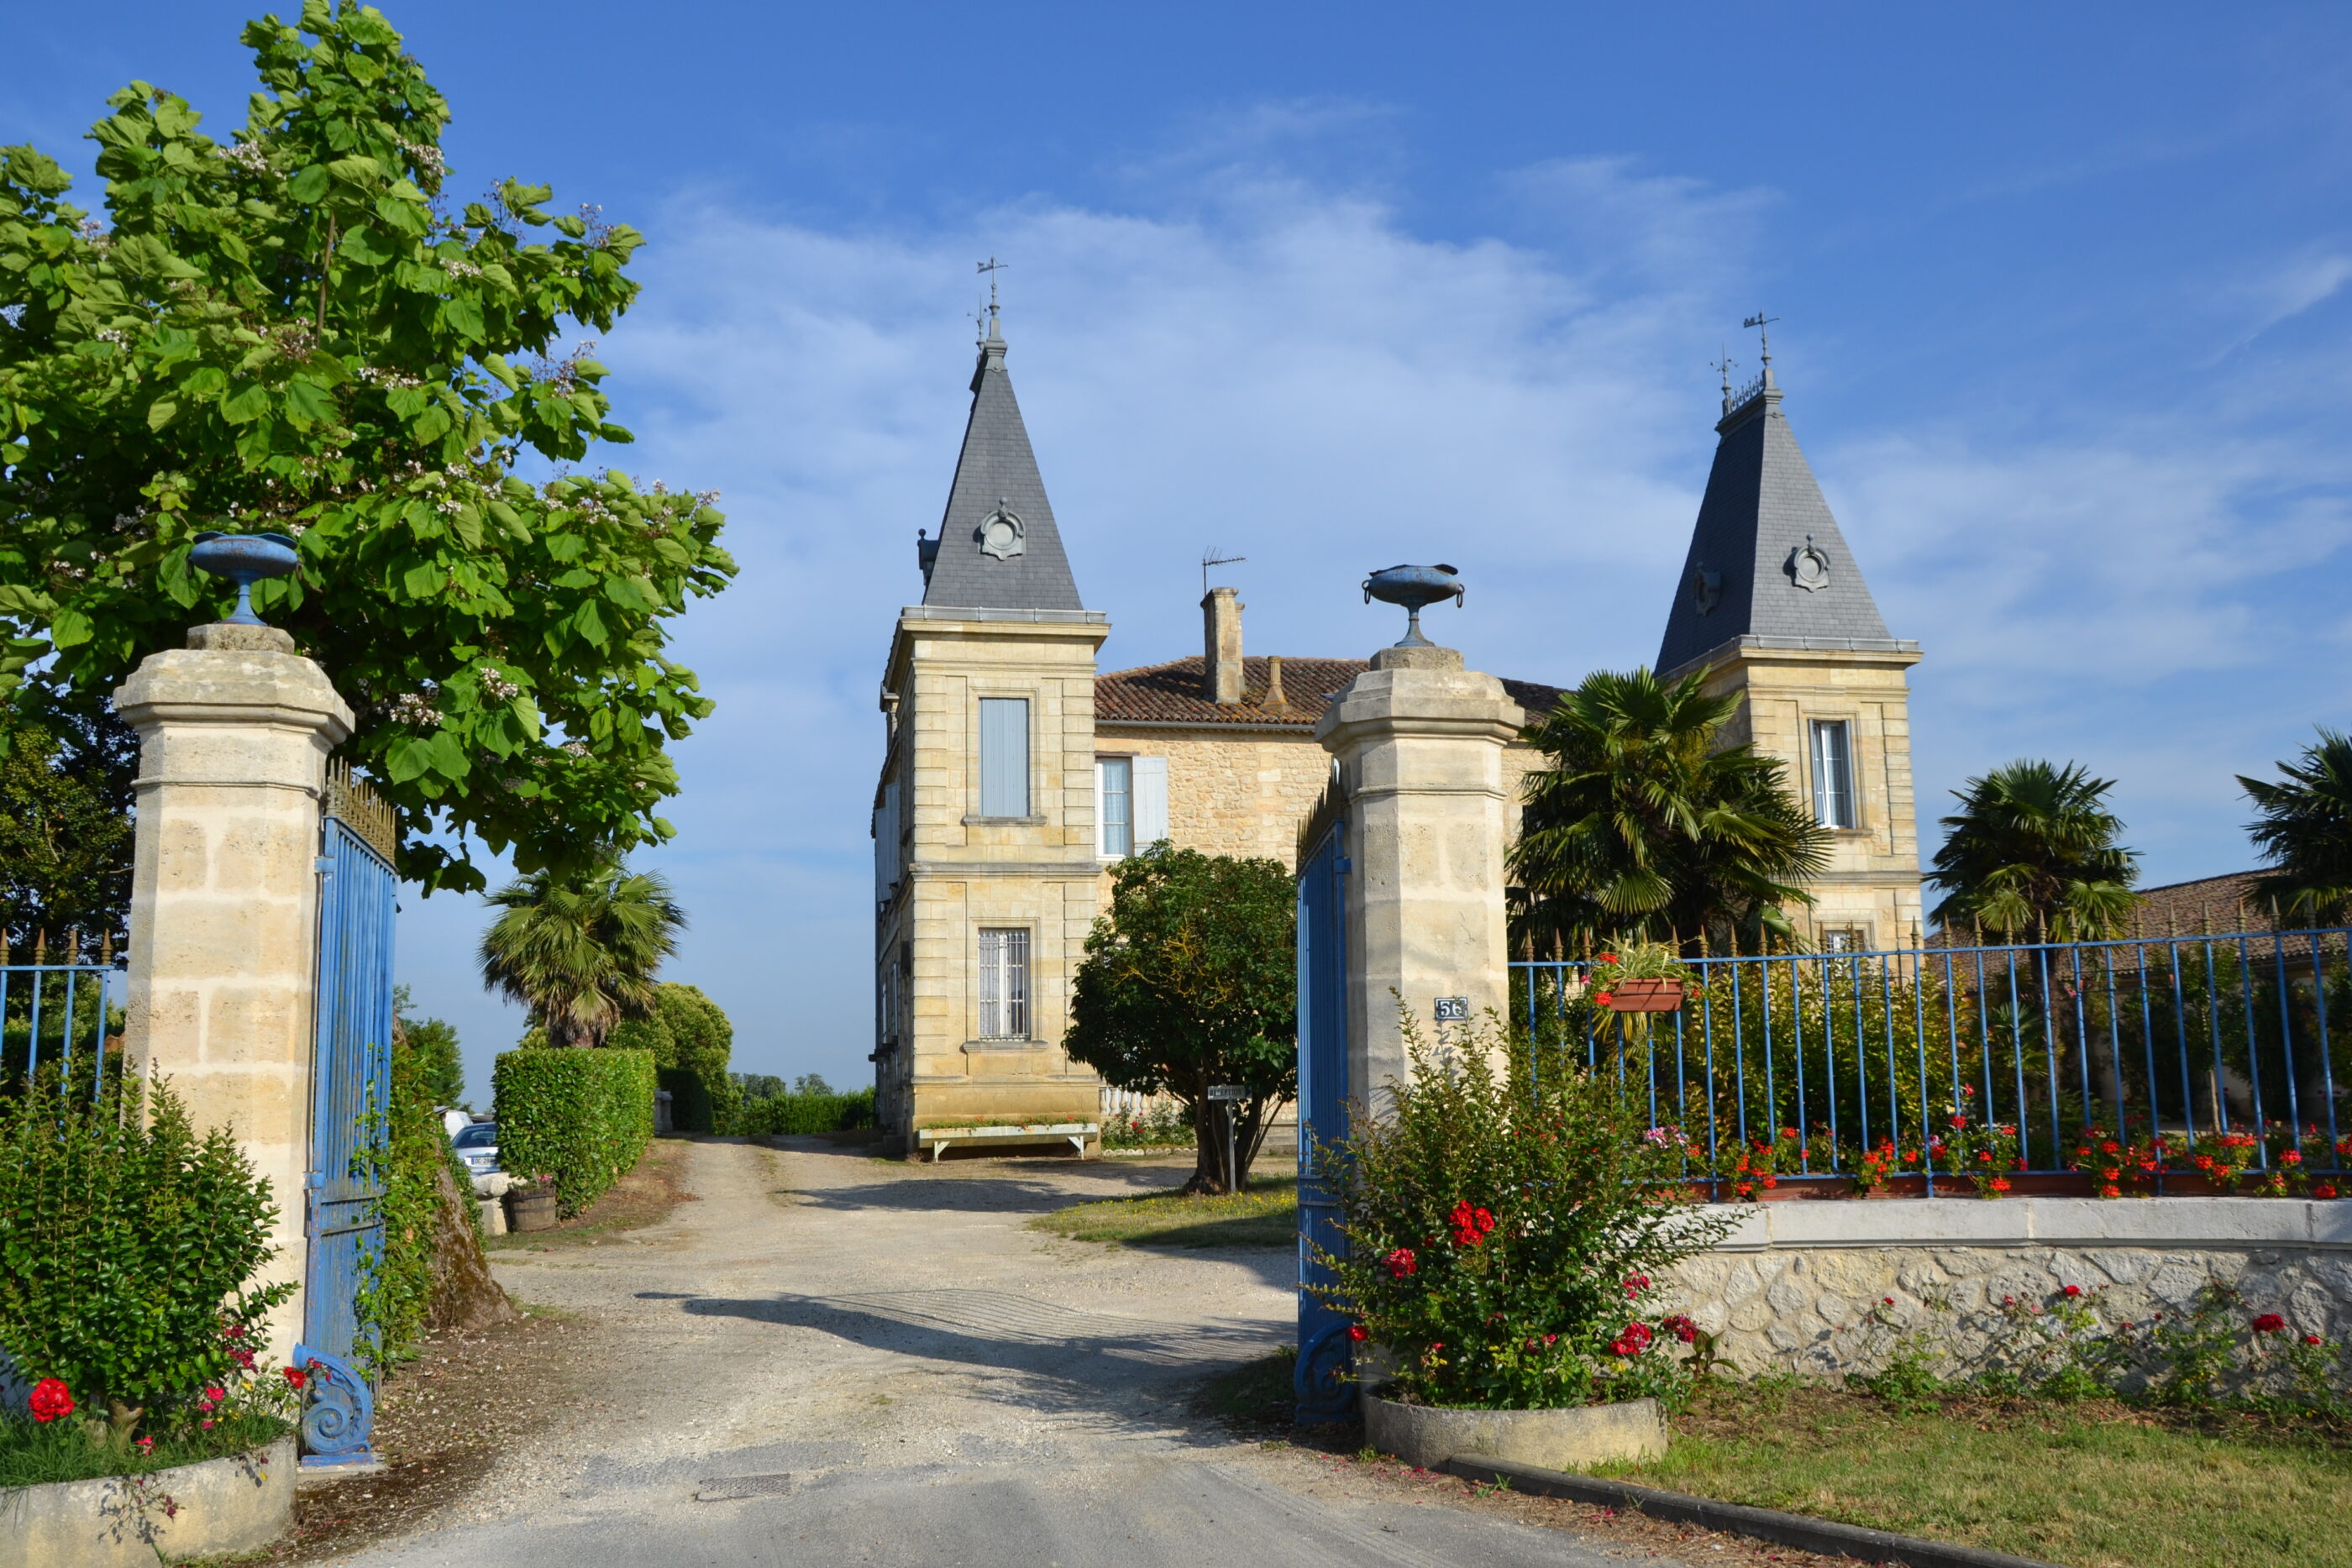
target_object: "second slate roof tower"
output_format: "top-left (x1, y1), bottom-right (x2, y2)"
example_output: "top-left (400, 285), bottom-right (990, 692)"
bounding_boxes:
top-left (1656, 350), bottom-right (1926, 951)
top-left (917, 318), bottom-right (1085, 613)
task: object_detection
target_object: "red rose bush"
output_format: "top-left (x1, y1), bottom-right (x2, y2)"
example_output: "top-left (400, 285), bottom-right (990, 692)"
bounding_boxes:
top-left (1309, 1014), bottom-right (1732, 1411)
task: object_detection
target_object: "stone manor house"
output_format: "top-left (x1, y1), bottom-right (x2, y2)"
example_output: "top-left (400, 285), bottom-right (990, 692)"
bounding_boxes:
top-left (868, 322), bottom-right (1924, 1151)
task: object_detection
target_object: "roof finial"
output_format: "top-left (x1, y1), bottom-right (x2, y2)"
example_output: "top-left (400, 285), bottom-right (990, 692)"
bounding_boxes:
top-left (1711, 345), bottom-right (1738, 415)
top-left (1742, 310), bottom-right (1781, 382)
top-left (977, 256), bottom-right (1007, 340)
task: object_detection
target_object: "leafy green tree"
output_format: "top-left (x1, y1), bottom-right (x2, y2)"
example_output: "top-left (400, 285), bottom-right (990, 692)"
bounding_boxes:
top-left (0, 3), bottom-right (735, 893)
top-left (392, 983), bottom-right (465, 1107)
top-left (1066, 845), bottom-right (1296, 1194)
top-left (732, 1072), bottom-right (785, 1102)
top-left (478, 861), bottom-right (681, 1048)
top-left (1511, 667), bottom-right (1828, 953)
top-left (1927, 760), bottom-right (2139, 941)
top-left (608, 980), bottom-right (735, 1130)
top-left (791, 1072), bottom-right (833, 1096)
top-left (0, 696), bottom-right (136, 962)
top-left (2240, 729), bottom-right (2352, 924)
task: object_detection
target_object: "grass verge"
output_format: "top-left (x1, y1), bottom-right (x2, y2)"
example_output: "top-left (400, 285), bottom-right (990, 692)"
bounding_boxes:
top-left (1030, 1179), bottom-right (1298, 1248)
top-left (487, 1135), bottom-right (695, 1251)
top-left (1595, 1378), bottom-right (2352, 1568)
top-left (0, 1411), bottom-right (290, 1490)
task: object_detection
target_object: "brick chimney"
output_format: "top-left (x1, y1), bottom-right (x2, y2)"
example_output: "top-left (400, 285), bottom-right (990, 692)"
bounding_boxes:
top-left (1202, 586), bottom-right (1243, 705)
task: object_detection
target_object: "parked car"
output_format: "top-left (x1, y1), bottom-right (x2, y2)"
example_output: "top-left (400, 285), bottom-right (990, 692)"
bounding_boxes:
top-left (451, 1120), bottom-right (504, 1196)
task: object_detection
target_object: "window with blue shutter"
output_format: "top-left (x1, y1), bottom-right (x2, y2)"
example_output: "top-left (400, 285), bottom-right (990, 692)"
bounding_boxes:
top-left (978, 697), bottom-right (1030, 818)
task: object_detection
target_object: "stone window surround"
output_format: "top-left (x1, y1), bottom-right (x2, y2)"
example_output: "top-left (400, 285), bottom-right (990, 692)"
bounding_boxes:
top-left (974, 921), bottom-right (1034, 1042)
top-left (1798, 703), bottom-right (1871, 836)
top-left (969, 680), bottom-right (1043, 824)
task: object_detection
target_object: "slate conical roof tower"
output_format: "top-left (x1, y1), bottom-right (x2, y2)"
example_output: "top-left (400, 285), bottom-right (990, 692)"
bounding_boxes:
top-left (872, 312), bottom-right (1109, 1156)
top-left (1655, 343), bottom-right (1925, 951)
top-left (916, 320), bottom-right (1085, 612)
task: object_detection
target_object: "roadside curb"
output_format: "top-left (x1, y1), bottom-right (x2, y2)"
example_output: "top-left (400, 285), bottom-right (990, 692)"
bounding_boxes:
top-left (1436, 1456), bottom-right (2067, 1568)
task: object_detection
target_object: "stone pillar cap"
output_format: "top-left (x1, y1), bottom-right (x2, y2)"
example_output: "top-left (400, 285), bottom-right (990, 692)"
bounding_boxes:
top-left (113, 644), bottom-right (354, 744)
top-left (187, 621), bottom-right (297, 654)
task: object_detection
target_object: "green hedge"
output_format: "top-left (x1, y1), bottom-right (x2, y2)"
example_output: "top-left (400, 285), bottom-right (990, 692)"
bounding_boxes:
top-left (736, 1087), bottom-right (875, 1138)
top-left (493, 1048), bottom-right (654, 1217)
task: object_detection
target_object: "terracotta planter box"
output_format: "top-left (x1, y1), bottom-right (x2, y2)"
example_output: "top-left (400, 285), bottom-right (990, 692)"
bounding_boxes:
top-left (1602, 978), bottom-right (1684, 1013)
top-left (1365, 1392), bottom-right (1667, 1471)
top-left (506, 1189), bottom-right (559, 1232)
top-left (3, 1436), bottom-right (293, 1566)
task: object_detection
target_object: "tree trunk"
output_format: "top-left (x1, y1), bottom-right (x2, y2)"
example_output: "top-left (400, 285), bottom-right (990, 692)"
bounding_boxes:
top-left (1185, 1095), bottom-right (1228, 1195)
top-left (425, 1155), bottom-right (516, 1332)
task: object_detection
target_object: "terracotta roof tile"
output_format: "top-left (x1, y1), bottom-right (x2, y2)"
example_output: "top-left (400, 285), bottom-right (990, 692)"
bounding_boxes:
top-left (1095, 655), bottom-right (1561, 728)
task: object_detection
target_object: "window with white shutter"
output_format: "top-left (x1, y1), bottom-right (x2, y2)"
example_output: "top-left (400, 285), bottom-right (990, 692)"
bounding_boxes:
top-left (1096, 756), bottom-right (1133, 857)
top-left (978, 697), bottom-right (1031, 817)
top-left (1132, 754), bottom-right (1168, 849)
top-left (1810, 720), bottom-right (1856, 830)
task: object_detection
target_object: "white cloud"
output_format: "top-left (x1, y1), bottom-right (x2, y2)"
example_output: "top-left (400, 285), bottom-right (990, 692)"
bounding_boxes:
top-left (397, 147), bottom-right (2352, 1093)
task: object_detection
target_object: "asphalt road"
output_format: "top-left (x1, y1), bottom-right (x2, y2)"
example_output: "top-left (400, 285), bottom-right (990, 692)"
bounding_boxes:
top-left (329, 1140), bottom-right (1673, 1568)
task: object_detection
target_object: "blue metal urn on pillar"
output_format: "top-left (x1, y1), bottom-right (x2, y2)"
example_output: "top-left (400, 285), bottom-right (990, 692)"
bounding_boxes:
top-left (1360, 563), bottom-right (1464, 647)
top-left (189, 530), bottom-right (300, 625)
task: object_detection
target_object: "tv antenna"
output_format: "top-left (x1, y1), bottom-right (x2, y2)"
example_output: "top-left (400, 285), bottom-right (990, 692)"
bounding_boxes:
top-left (1201, 547), bottom-right (1246, 598)
top-left (1740, 310), bottom-right (1781, 369)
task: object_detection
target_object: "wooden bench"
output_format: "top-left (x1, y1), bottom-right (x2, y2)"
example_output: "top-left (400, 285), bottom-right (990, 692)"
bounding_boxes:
top-left (916, 1122), bottom-right (1100, 1162)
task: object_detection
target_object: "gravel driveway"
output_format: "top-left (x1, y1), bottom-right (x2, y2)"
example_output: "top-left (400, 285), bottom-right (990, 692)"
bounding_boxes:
top-left (328, 1139), bottom-right (1686, 1567)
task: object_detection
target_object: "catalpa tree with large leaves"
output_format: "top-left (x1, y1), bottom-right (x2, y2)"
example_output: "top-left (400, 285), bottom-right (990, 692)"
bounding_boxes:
top-left (0, 1), bottom-right (735, 892)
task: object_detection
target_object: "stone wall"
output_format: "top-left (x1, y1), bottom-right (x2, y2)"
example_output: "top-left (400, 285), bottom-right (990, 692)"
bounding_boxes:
top-left (1662, 1198), bottom-right (2352, 1378)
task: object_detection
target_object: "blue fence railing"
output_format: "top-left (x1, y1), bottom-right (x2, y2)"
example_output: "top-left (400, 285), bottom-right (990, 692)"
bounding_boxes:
top-left (1514, 928), bottom-right (2352, 1195)
top-left (2, 961), bottom-right (126, 1099)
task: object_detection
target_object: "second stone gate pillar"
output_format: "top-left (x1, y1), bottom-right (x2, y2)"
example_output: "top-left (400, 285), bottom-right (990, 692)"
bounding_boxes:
top-left (1314, 640), bottom-right (1525, 1107)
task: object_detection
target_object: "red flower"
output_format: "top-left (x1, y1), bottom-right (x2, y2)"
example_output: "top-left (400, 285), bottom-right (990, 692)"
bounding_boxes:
top-left (1347, 1324), bottom-right (1369, 1343)
top-left (1661, 1314), bottom-right (1698, 1343)
top-left (1621, 1273), bottom-right (1652, 1298)
top-left (29, 1377), bottom-right (73, 1424)
top-left (1610, 1321), bottom-right (1654, 1356)
top-left (2319, 1184), bottom-right (2341, 1199)
top-left (284, 1366), bottom-right (308, 1391)
top-left (1446, 1200), bottom-right (1497, 1246)
top-left (2063, 1285), bottom-right (2082, 1298)
top-left (2307, 1335), bottom-right (2326, 1346)
top-left (1598, 953), bottom-right (1620, 965)
top-left (134, 1435), bottom-right (154, 1455)
top-left (231, 1347), bottom-right (256, 1370)
top-left (2100, 1184), bottom-right (2121, 1198)
top-left (2283, 1150), bottom-right (2302, 1164)
top-left (1593, 992), bottom-right (1614, 1006)
top-left (1384, 1247), bottom-right (1418, 1279)
top-left (2100, 1141), bottom-right (2119, 1155)
top-left (2253, 1314), bottom-right (2287, 1335)
top-left (1989, 1177), bottom-right (2013, 1193)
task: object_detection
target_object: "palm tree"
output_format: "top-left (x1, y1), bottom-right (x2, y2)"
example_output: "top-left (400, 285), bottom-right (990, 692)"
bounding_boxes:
top-left (1926, 760), bottom-right (2138, 941)
top-left (2240, 728), bottom-right (2352, 923)
top-left (1511, 667), bottom-right (1830, 953)
top-left (478, 862), bottom-right (685, 1047)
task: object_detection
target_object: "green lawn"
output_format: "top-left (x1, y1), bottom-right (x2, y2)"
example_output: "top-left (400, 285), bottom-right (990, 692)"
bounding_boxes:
top-left (1594, 1380), bottom-right (2352, 1568)
top-left (1031, 1180), bottom-right (1299, 1248)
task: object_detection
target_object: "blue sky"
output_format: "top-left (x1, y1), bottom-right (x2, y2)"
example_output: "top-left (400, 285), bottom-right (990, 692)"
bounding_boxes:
top-left (13, 3), bottom-right (2352, 1099)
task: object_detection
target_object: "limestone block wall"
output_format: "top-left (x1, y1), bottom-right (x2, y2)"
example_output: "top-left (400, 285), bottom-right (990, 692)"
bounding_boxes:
top-left (1696, 645), bottom-right (1924, 948)
top-left (1095, 726), bottom-right (1547, 874)
top-left (1660, 1198), bottom-right (2352, 1379)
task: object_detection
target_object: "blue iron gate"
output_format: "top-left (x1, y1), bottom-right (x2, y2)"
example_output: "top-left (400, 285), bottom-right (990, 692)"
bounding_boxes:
top-left (297, 805), bottom-right (396, 1466)
top-left (1293, 809), bottom-right (1354, 1421)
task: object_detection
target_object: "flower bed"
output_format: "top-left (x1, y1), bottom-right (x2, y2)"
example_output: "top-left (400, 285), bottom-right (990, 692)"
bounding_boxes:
top-left (2, 1434), bottom-right (294, 1566)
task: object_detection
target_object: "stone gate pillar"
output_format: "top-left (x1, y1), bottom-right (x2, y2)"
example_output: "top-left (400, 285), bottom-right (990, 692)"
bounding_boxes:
top-left (1315, 642), bottom-right (1524, 1105)
top-left (113, 622), bottom-right (354, 1362)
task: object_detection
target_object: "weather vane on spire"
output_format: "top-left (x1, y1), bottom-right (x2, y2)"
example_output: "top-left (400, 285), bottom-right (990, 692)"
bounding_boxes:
top-left (1711, 344), bottom-right (1737, 401)
top-left (1741, 310), bottom-right (1781, 369)
top-left (977, 256), bottom-right (1007, 336)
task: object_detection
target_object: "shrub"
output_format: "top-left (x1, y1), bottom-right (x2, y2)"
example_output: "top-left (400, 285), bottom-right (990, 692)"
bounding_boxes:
top-left (493, 1048), bottom-right (654, 1217)
top-left (1310, 1015), bottom-right (1733, 1412)
top-left (0, 1074), bottom-right (295, 1445)
top-left (735, 1088), bottom-right (875, 1138)
top-left (608, 983), bottom-right (737, 1132)
top-left (355, 1033), bottom-right (481, 1372)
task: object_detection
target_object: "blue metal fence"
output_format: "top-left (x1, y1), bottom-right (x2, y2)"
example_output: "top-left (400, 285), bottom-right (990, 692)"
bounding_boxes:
top-left (2, 961), bottom-right (124, 1097)
top-left (1515, 927), bottom-right (2352, 1195)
